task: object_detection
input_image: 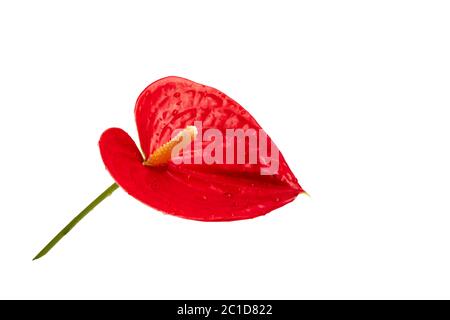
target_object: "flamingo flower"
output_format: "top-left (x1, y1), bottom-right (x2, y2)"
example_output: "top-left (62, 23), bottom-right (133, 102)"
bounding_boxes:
top-left (34, 76), bottom-right (305, 260)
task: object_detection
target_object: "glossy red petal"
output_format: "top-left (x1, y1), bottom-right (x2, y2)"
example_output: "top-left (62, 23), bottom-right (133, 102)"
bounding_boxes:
top-left (100, 77), bottom-right (303, 221)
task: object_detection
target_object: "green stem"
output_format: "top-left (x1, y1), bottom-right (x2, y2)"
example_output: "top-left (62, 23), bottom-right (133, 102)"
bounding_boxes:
top-left (33, 182), bottom-right (119, 261)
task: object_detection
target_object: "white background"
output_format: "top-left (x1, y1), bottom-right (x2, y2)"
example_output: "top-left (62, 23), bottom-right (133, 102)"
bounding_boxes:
top-left (1, 1), bottom-right (449, 299)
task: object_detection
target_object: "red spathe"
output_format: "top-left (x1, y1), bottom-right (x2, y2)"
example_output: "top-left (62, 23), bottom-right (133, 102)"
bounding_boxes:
top-left (99, 76), bottom-right (303, 221)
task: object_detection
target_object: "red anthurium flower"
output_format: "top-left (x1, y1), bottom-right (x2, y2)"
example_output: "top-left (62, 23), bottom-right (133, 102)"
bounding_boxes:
top-left (34, 76), bottom-right (305, 260)
top-left (100, 76), bottom-right (303, 220)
